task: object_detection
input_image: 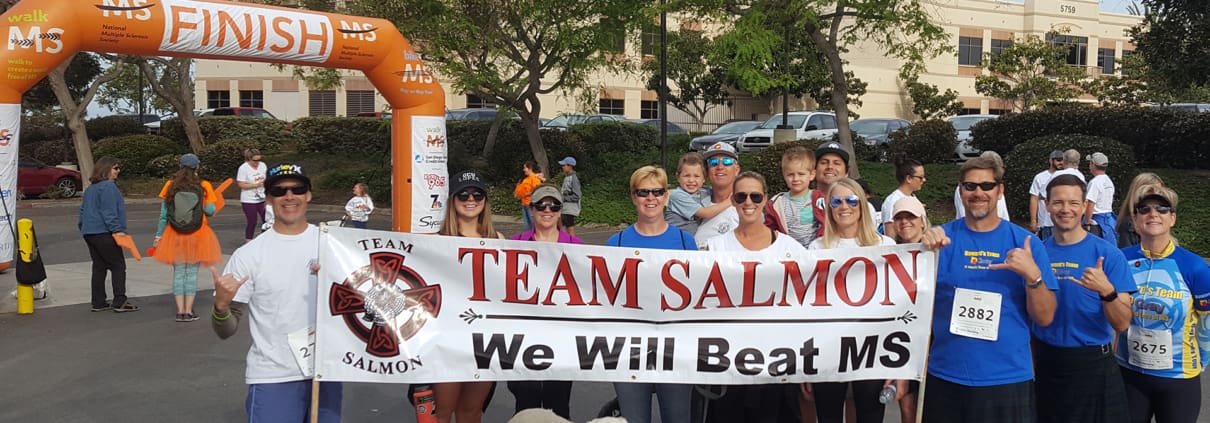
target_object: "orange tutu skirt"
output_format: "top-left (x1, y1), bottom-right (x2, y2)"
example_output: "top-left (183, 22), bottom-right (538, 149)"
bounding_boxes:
top-left (153, 221), bottom-right (222, 266)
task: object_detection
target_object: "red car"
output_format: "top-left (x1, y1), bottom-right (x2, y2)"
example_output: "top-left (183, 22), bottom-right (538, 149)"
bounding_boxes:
top-left (18, 157), bottom-right (81, 198)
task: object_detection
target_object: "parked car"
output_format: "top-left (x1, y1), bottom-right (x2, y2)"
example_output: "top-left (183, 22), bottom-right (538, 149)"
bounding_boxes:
top-left (18, 157), bottom-right (81, 198)
top-left (947, 114), bottom-right (999, 161)
top-left (542, 113), bottom-right (624, 130)
top-left (196, 107), bottom-right (279, 119)
top-left (355, 111), bottom-right (392, 119)
top-left (1158, 103), bottom-right (1210, 113)
top-left (630, 119), bottom-right (688, 135)
top-left (736, 111), bottom-right (838, 152)
top-left (446, 108), bottom-right (516, 120)
top-left (689, 120), bottom-right (762, 151)
top-left (850, 118), bottom-right (911, 161)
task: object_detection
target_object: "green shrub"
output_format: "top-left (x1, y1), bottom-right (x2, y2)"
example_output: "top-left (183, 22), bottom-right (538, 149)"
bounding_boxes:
top-left (85, 115), bottom-right (146, 140)
top-left (161, 116), bottom-right (291, 147)
top-left (316, 164), bottom-right (393, 206)
top-left (741, 140), bottom-right (822, 194)
top-left (92, 134), bottom-right (187, 176)
top-left (1002, 134), bottom-right (1136, 221)
top-left (293, 117), bottom-right (390, 155)
top-left (447, 120), bottom-right (576, 183)
top-left (970, 106), bottom-right (1210, 169)
top-left (887, 119), bottom-right (956, 164)
top-left (20, 114), bottom-right (66, 145)
top-left (147, 154), bottom-right (181, 178)
top-left (26, 139), bottom-right (75, 165)
top-left (197, 138), bottom-right (275, 182)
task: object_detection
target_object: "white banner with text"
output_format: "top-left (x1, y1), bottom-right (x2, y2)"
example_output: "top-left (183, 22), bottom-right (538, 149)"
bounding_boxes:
top-left (314, 227), bottom-right (936, 385)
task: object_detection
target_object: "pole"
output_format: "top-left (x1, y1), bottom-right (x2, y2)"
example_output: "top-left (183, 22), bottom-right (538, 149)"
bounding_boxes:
top-left (137, 63), bottom-right (144, 120)
top-left (658, 0), bottom-right (668, 170)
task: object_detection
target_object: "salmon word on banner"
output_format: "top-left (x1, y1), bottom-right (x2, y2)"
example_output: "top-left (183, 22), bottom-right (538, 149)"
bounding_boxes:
top-left (314, 227), bottom-right (937, 385)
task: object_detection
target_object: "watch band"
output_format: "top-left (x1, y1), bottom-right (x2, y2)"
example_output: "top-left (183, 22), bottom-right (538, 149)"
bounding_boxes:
top-left (1100, 291), bottom-right (1118, 302)
top-left (1027, 276), bottom-right (1044, 289)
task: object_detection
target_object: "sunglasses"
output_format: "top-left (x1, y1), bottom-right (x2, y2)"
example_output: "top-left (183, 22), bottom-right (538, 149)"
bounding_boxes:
top-left (830, 195), bottom-right (860, 208)
top-left (731, 192), bottom-right (765, 204)
top-left (531, 201), bottom-right (562, 212)
top-left (113, 166), bottom-right (122, 171)
top-left (707, 157), bottom-right (737, 168)
top-left (1134, 204), bottom-right (1173, 215)
top-left (455, 190), bottom-right (486, 202)
top-left (960, 181), bottom-right (999, 192)
top-left (267, 185), bottom-right (309, 197)
top-left (634, 188), bottom-right (667, 198)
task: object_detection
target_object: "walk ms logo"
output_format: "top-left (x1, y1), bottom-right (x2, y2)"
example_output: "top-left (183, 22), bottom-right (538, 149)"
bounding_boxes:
top-left (0, 129), bottom-right (13, 147)
top-left (328, 252), bottom-right (442, 358)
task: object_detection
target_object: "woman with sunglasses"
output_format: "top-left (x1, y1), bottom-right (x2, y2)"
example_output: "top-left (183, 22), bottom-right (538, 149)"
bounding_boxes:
top-left (79, 157), bottom-right (138, 313)
top-left (806, 178), bottom-right (898, 423)
top-left (1114, 172), bottom-right (1164, 248)
top-left (607, 166), bottom-right (696, 423)
top-left (508, 184), bottom-right (582, 419)
top-left (426, 169), bottom-right (501, 423)
top-left (1116, 185), bottom-right (1210, 423)
top-left (703, 171), bottom-right (805, 422)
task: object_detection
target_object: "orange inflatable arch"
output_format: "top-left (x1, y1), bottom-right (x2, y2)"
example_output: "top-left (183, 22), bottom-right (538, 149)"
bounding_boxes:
top-left (0, 0), bottom-right (447, 262)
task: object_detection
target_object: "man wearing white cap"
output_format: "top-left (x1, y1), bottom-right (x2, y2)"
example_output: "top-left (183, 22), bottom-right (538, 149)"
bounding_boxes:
top-left (558, 157), bottom-right (581, 237)
top-left (1083, 152), bottom-right (1116, 246)
top-left (696, 142), bottom-right (741, 249)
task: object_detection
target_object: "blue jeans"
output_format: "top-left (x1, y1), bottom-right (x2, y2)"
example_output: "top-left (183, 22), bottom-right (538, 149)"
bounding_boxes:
top-left (614, 382), bottom-right (693, 423)
top-left (1036, 226), bottom-right (1053, 241)
top-left (351, 220), bottom-right (367, 229)
top-left (521, 206), bottom-right (534, 231)
top-left (246, 380), bottom-right (342, 423)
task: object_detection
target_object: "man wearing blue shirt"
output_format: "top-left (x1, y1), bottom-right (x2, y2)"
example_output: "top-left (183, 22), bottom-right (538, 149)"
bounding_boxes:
top-left (921, 156), bottom-right (1058, 423)
top-left (1033, 174), bottom-right (1134, 423)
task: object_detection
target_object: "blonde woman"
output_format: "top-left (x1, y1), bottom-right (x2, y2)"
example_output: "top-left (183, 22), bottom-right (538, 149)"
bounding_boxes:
top-left (807, 178), bottom-right (898, 423)
top-left (1115, 172), bottom-right (1164, 248)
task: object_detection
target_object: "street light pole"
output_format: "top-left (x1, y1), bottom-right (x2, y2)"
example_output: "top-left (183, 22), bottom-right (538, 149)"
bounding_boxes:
top-left (659, 0), bottom-right (668, 170)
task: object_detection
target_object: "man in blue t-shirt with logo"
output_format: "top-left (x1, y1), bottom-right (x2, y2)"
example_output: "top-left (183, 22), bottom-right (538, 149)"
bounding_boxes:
top-left (921, 156), bottom-right (1059, 423)
top-left (1033, 174), bottom-right (1134, 423)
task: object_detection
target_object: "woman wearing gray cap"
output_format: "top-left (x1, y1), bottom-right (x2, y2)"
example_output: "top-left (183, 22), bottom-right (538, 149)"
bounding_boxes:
top-left (153, 153), bottom-right (222, 322)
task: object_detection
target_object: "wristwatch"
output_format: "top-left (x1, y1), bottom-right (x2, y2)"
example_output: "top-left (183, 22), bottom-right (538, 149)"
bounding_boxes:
top-left (1026, 276), bottom-right (1044, 289)
top-left (1100, 291), bottom-right (1118, 302)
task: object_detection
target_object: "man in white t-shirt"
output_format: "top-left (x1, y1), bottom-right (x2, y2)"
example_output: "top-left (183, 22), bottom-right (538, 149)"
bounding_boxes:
top-left (881, 158), bottom-right (924, 237)
top-left (211, 163), bottom-right (342, 422)
top-left (695, 142), bottom-right (741, 249)
top-left (1030, 150), bottom-right (1063, 240)
top-left (1083, 152), bottom-right (1117, 246)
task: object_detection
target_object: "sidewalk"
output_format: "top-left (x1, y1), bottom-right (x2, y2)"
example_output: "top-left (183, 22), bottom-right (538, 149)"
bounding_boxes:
top-left (0, 254), bottom-right (229, 315)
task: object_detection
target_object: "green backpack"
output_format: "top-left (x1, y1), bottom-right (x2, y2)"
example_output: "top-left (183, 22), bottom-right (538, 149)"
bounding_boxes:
top-left (167, 188), bottom-right (205, 234)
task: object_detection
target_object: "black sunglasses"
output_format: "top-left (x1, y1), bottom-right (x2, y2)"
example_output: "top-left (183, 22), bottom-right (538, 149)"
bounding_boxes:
top-left (634, 188), bottom-right (667, 198)
top-left (455, 190), bottom-right (486, 202)
top-left (732, 192), bottom-right (765, 204)
top-left (960, 181), bottom-right (999, 192)
top-left (1134, 204), bottom-right (1173, 215)
top-left (707, 157), bottom-right (737, 167)
top-left (531, 201), bottom-right (562, 212)
top-left (267, 185), bottom-right (309, 197)
top-left (830, 194), bottom-right (860, 208)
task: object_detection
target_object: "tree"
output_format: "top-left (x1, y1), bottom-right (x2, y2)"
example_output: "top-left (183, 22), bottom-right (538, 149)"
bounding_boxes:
top-left (642, 29), bottom-right (729, 131)
top-left (353, 0), bottom-right (648, 173)
top-left (676, 0), bottom-right (950, 178)
top-left (25, 54), bottom-right (102, 112)
top-left (96, 60), bottom-right (168, 114)
top-left (708, 6), bottom-right (830, 115)
top-left (131, 57), bottom-right (207, 153)
top-left (1130, 0), bottom-right (1210, 92)
top-left (974, 33), bottom-right (1086, 112)
top-left (46, 54), bottom-right (126, 186)
top-left (905, 77), bottom-right (964, 120)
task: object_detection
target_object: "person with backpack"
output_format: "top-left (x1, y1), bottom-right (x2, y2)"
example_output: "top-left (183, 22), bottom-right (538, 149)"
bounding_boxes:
top-left (152, 153), bottom-right (222, 322)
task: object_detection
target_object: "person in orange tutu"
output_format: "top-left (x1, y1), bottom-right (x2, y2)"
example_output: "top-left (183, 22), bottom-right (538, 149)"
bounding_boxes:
top-left (153, 153), bottom-right (223, 322)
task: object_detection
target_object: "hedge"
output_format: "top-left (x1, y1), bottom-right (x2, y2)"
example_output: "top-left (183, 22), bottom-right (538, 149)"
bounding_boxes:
top-left (92, 134), bottom-right (188, 176)
top-left (161, 116), bottom-right (291, 147)
top-left (1001, 134), bottom-right (1137, 221)
top-left (970, 106), bottom-right (1210, 169)
top-left (85, 115), bottom-right (147, 140)
top-left (293, 116), bottom-right (390, 155)
top-left (20, 114), bottom-right (66, 145)
top-left (197, 138), bottom-right (285, 182)
top-left (887, 119), bottom-right (956, 164)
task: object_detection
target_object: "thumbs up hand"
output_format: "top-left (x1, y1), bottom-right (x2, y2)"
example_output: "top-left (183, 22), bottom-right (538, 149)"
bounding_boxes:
top-left (989, 236), bottom-right (1043, 283)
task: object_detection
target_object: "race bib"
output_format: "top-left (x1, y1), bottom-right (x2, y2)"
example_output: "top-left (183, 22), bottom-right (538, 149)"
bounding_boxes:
top-left (1127, 327), bottom-right (1173, 370)
top-left (950, 288), bottom-right (1002, 341)
top-left (288, 326), bottom-right (317, 377)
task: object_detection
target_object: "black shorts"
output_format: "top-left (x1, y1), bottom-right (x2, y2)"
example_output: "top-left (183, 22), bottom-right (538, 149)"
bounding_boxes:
top-left (922, 373), bottom-right (1036, 423)
top-left (1032, 339), bottom-right (1128, 423)
top-left (560, 214), bottom-right (577, 227)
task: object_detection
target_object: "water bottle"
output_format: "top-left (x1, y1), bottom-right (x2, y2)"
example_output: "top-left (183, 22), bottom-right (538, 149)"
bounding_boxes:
top-left (878, 384), bottom-right (897, 404)
top-left (413, 384), bottom-right (437, 423)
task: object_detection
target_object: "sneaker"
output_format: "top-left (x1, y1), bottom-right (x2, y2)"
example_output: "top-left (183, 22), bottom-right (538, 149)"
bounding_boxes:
top-left (113, 303), bottom-right (140, 313)
top-left (91, 303), bottom-right (112, 312)
top-left (184, 313), bottom-right (199, 322)
top-left (175, 314), bottom-right (186, 322)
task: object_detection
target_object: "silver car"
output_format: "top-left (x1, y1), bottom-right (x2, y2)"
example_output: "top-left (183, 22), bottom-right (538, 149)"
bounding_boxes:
top-left (947, 114), bottom-right (999, 161)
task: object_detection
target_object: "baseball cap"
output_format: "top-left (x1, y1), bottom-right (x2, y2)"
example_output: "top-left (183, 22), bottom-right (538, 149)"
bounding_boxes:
top-left (892, 196), bottom-right (927, 219)
top-left (265, 163), bottom-right (311, 189)
top-left (557, 156), bottom-right (577, 167)
top-left (450, 169), bottom-right (487, 194)
top-left (703, 142), bottom-right (739, 160)
top-left (1049, 150), bottom-right (1064, 160)
top-left (531, 185), bottom-right (562, 204)
top-left (1135, 185), bottom-right (1178, 210)
top-left (1087, 152), bottom-right (1109, 167)
top-left (179, 153), bottom-right (200, 169)
top-left (816, 141), bottom-right (850, 163)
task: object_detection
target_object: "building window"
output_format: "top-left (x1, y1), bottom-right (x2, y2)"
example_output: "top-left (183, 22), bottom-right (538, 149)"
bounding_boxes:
top-left (346, 90), bottom-right (376, 115)
top-left (991, 39), bottom-right (1012, 56)
top-left (958, 36), bottom-right (983, 66)
top-left (988, 108), bottom-right (1011, 115)
top-left (959, 108), bottom-right (982, 115)
top-left (309, 90), bottom-right (336, 116)
top-left (239, 90), bottom-right (264, 108)
top-left (206, 90), bottom-right (230, 108)
top-left (640, 24), bottom-right (660, 56)
top-left (599, 98), bottom-right (624, 116)
top-left (640, 100), bottom-right (659, 119)
top-left (1048, 34), bottom-right (1088, 66)
top-left (466, 94), bottom-right (491, 108)
top-left (1097, 48), bottom-right (1116, 75)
